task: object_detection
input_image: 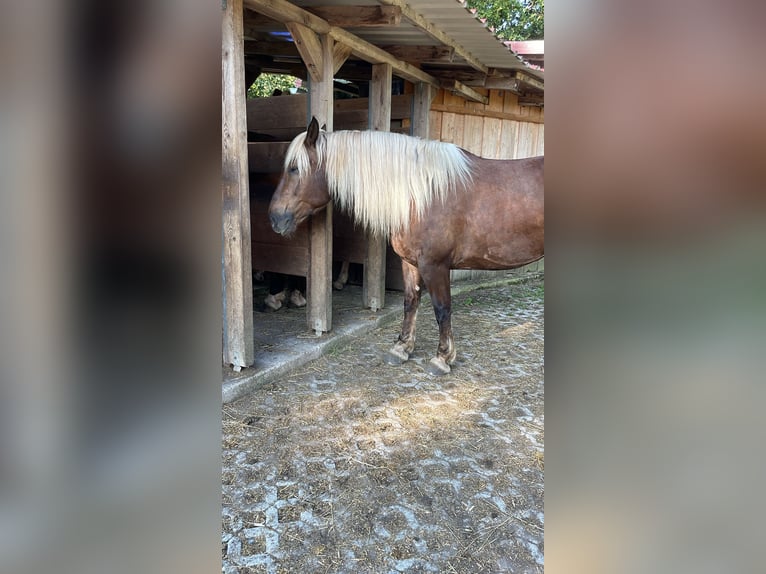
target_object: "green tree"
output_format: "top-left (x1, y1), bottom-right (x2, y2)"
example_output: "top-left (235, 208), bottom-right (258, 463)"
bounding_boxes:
top-left (247, 73), bottom-right (303, 99)
top-left (466, 0), bottom-right (543, 41)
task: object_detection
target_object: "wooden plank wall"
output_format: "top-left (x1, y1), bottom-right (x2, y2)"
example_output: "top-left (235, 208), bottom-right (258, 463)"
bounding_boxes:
top-left (429, 88), bottom-right (544, 159)
top-left (428, 87), bottom-right (545, 281)
top-left (247, 93), bottom-right (413, 141)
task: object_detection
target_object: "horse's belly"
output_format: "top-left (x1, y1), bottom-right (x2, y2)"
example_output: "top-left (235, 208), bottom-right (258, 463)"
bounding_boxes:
top-left (451, 233), bottom-right (543, 270)
top-left (452, 251), bottom-right (542, 270)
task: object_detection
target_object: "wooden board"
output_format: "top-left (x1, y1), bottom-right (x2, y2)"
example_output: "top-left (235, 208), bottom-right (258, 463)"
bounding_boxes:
top-left (246, 93), bottom-right (413, 136)
top-left (248, 142), bottom-right (290, 173)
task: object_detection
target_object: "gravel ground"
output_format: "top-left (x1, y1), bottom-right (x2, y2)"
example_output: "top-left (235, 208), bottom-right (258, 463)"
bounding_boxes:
top-left (222, 277), bottom-right (544, 573)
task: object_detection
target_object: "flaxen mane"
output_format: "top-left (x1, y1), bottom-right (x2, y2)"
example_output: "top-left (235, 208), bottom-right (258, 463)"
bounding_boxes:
top-left (284, 129), bottom-right (474, 236)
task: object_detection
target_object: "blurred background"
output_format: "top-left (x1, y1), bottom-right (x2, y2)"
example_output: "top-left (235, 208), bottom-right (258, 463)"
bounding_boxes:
top-left (546, 0), bottom-right (766, 572)
top-left (1, 1), bottom-right (220, 573)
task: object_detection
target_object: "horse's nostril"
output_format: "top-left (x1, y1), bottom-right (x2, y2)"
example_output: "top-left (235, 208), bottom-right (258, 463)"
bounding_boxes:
top-left (269, 212), bottom-right (294, 234)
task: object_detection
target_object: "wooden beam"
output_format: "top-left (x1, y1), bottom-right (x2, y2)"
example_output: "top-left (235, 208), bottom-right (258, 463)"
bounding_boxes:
top-left (514, 70), bottom-right (544, 91)
top-left (430, 102), bottom-right (544, 125)
top-left (306, 5), bottom-right (401, 27)
top-left (285, 22), bottom-right (323, 82)
top-left (364, 63), bottom-right (392, 312)
top-left (243, 10), bottom-right (280, 28)
top-left (247, 142), bottom-right (290, 173)
top-left (382, 45), bottom-right (455, 63)
top-left (422, 67), bottom-right (487, 85)
top-left (244, 0), bottom-right (440, 87)
top-left (440, 80), bottom-right (488, 105)
top-left (222, 0), bottom-right (254, 369)
top-left (307, 34), bottom-right (335, 334)
top-left (483, 77), bottom-right (522, 93)
top-left (412, 82), bottom-right (434, 139)
top-left (329, 27), bottom-right (438, 85)
top-left (377, 0), bottom-right (488, 74)
top-left (332, 42), bottom-right (353, 75)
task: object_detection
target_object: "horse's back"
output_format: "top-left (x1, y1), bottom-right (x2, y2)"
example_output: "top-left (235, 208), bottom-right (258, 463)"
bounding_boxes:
top-left (392, 154), bottom-right (544, 271)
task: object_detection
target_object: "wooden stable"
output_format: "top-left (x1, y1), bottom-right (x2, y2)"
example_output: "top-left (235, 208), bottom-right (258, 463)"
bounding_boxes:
top-left (247, 92), bottom-right (414, 293)
top-left (222, 0), bottom-right (544, 369)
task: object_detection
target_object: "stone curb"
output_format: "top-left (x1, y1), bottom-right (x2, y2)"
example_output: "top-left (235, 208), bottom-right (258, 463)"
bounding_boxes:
top-left (222, 272), bottom-right (542, 404)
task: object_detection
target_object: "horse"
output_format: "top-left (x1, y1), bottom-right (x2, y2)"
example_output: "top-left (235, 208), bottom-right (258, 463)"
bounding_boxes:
top-left (269, 117), bottom-right (544, 375)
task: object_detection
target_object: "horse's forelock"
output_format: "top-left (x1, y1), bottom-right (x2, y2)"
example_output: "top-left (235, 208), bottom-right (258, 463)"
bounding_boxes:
top-left (283, 130), bottom-right (327, 177)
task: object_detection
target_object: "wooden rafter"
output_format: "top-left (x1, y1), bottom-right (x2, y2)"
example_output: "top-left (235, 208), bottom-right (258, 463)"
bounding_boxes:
top-left (332, 42), bottom-right (353, 74)
top-left (305, 5), bottom-right (401, 27)
top-left (440, 79), bottom-right (488, 105)
top-left (285, 22), bottom-right (323, 82)
top-left (376, 0), bottom-right (488, 74)
top-left (514, 70), bottom-right (544, 91)
top-left (243, 0), bottom-right (441, 87)
top-left (381, 45), bottom-right (455, 63)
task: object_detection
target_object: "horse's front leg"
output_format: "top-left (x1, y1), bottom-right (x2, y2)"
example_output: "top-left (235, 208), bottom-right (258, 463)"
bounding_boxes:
top-left (385, 260), bottom-right (423, 364)
top-left (420, 263), bottom-right (455, 376)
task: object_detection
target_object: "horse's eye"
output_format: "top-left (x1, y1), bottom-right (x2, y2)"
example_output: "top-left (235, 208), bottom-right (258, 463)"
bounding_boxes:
top-left (288, 166), bottom-right (299, 175)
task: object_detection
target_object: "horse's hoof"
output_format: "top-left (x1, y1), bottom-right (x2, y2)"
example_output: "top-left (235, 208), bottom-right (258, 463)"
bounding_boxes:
top-left (289, 289), bottom-right (307, 308)
top-left (427, 357), bottom-right (451, 376)
top-left (332, 281), bottom-right (345, 291)
top-left (264, 294), bottom-right (283, 311)
top-left (385, 345), bottom-right (409, 365)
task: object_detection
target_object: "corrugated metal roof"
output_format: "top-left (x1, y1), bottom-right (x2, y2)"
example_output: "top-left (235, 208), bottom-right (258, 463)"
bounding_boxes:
top-left (290, 0), bottom-right (543, 81)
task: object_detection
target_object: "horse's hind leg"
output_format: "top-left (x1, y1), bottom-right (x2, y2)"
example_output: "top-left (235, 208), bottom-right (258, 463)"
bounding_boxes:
top-left (386, 260), bottom-right (423, 364)
top-left (420, 263), bottom-right (455, 376)
top-left (333, 260), bottom-right (350, 290)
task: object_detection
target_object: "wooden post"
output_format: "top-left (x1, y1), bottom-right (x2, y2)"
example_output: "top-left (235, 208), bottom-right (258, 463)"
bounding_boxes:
top-left (412, 82), bottom-right (434, 138)
top-left (222, 0), bottom-right (254, 369)
top-left (363, 63), bottom-right (392, 311)
top-left (307, 34), bottom-right (335, 334)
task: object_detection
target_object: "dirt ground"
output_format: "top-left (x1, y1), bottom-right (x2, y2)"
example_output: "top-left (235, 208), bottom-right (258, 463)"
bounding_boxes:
top-left (222, 277), bottom-right (544, 573)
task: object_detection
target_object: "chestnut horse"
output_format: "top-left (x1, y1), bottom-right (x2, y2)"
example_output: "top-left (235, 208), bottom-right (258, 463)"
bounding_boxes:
top-left (269, 118), bottom-right (544, 375)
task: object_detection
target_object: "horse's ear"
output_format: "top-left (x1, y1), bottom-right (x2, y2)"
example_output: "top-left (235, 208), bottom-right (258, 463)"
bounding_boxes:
top-left (320, 123), bottom-right (327, 131)
top-left (305, 117), bottom-right (320, 148)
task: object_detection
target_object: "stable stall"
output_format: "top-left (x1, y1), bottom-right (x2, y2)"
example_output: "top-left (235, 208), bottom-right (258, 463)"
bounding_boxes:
top-left (222, 0), bottom-right (544, 370)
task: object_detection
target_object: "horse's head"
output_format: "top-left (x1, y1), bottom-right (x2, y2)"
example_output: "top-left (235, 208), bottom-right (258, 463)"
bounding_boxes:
top-left (268, 117), bottom-right (331, 236)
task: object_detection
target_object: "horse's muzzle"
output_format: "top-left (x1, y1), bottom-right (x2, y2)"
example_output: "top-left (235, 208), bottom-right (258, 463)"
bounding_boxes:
top-left (270, 211), bottom-right (295, 236)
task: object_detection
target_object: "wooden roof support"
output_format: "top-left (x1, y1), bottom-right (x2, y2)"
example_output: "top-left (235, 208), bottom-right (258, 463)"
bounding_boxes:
top-left (333, 42), bottom-right (353, 74)
top-left (244, 0), bottom-right (441, 87)
top-left (440, 79), bottom-right (489, 105)
top-left (285, 22), bottom-right (323, 82)
top-left (222, 0), bottom-right (254, 368)
top-left (483, 76), bottom-right (522, 92)
top-left (514, 70), bottom-right (544, 91)
top-left (412, 82), bottom-right (435, 139)
top-left (306, 5), bottom-right (401, 27)
top-left (377, 0), bottom-right (488, 74)
top-left (307, 33), bottom-right (335, 334)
